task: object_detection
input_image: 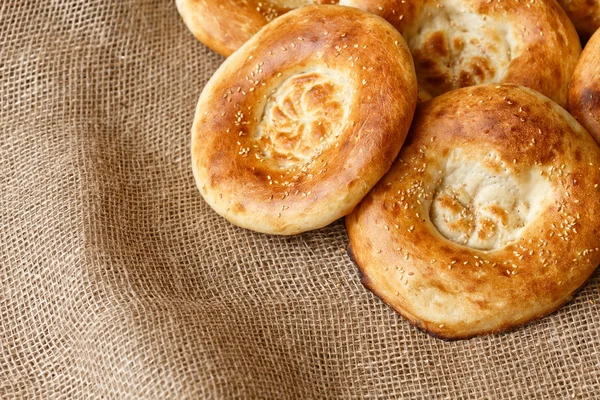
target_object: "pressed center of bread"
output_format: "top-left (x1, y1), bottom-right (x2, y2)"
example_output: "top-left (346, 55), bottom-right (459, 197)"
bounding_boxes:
top-left (256, 69), bottom-right (351, 168)
top-left (429, 151), bottom-right (550, 250)
top-left (405, 3), bottom-right (517, 97)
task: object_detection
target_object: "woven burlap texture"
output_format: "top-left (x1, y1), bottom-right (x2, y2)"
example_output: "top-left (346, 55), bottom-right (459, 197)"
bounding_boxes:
top-left (1, 1), bottom-right (599, 398)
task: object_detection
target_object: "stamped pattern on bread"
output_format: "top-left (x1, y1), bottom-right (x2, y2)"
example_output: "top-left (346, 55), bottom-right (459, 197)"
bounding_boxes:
top-left (179, 0), bottom-right (580, 106)
top-left (346, 84), bottom-right (600, 339)
top-left (404, 8), bottom-right (516, 98)
top-left (344, 0), bottom-right (581, 105)
top-left (191, 6), bottom-right (418, 235)
top-left (256, 69), bottom-right (351, 167)
top-left (430, 150), bottom-right (551, 250)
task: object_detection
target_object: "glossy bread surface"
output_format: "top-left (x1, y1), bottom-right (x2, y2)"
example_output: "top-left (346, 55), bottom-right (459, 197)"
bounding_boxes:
top-left (176, 0), bottom-right (339, 56)
top-left (569, 28), bottom-right (600, 145)
top-left (343, 0), bottom-right (581, 106)
top-left (192, 5), bottom-right (418, 235)
top-left (347, 84), bottom-right (600, 339)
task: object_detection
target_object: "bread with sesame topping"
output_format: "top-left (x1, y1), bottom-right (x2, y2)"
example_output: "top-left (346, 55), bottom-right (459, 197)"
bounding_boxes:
top-left (191, 5), bottom-right (418, 235)
top-left (346, 84), bottom-right (600, 339)
top-left (569, 28), bottom-right (600, 145)
top-left (342, 0), bottom-right (581, 106)
top-left (176, 0), bottom-right (339, 57)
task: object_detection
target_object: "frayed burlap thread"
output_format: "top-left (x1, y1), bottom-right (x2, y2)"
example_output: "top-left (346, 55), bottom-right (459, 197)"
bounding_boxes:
top-left (1, 1), bottom-right (599, 398)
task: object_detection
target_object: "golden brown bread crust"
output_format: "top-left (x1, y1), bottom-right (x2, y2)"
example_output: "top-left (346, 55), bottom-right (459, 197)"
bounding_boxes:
top-left (176, 0), bottom-right (338, 57)
top-left (191, 5), bottom-right (418, 235)
top-left (177, 0), bottom-right (580, 101)
top-left (569, 29), bottom-right (600, 145)
top-left (556, 0), bottom-right (600, 40)
top-left (346, 84), bottom-right (600, 339)
top-left (342, 0), bottom-right (581, 106)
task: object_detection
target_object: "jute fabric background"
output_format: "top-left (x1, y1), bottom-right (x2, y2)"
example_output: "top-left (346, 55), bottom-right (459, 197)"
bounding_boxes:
top-left (1, 1), bottom-right (599, 398)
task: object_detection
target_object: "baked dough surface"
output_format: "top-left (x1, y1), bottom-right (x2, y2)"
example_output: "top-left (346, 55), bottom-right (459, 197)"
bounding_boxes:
top-left (347, 84), bottom-right (600, 339)
top-left (556, 0), bottom-right (600, 40)
top-left (191, 5), bottom-right (418, 235)
top-left (176, 0), bottom-right (339, 56)
top-left (178, 0), bottom-right (579, 106)
top-left (569, 29), bottom-right (600, 145)
top-left (344, 0), bottom-right (581, 105)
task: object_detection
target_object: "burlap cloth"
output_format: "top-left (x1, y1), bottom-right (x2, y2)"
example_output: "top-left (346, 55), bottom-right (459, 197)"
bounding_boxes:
top-left (1, 1), bottom-right (599, 398)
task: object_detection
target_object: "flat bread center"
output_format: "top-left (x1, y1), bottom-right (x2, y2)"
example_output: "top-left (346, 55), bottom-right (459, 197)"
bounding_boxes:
top-left (405, 2), bottom-right (518, 97)
top-left (429, 150), bottom-right (551, 250)
top-left (256, 69), bottom-right (351, 168)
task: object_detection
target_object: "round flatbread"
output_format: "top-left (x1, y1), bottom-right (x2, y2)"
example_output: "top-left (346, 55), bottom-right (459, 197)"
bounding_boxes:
top-left (347, 84), bottom-right (600, 339)
top-left (344, 0), bottom-right (581, 106)
top-left (191, 5), bottom-right (418, 235)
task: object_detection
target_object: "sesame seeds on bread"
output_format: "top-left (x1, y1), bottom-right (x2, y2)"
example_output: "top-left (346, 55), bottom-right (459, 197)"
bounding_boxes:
top-left (346, 84), bottom-right (600, 339)
top-left (191, 5), bottom-right (418, 235)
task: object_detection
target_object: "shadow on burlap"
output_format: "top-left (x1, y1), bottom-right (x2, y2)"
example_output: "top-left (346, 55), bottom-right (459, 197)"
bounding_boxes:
top-left (1, 1), bottom-right (599, 398)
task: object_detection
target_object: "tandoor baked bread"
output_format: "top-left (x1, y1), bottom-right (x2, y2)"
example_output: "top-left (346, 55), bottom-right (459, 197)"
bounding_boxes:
top-left (178, 0), bottom-right (579, 106)
top-left (176, 0), bottom-right (338, 56)
top-left (343, 0), bottom-right (581, 106)
top-left (191, 5), bottom-right (418, 235)
top-left (569, 28), bottom-right (600, 145)
top-left (555, 0), bottom-right (600, 40)
top-left (346, 84), bottom-right (600, 339)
